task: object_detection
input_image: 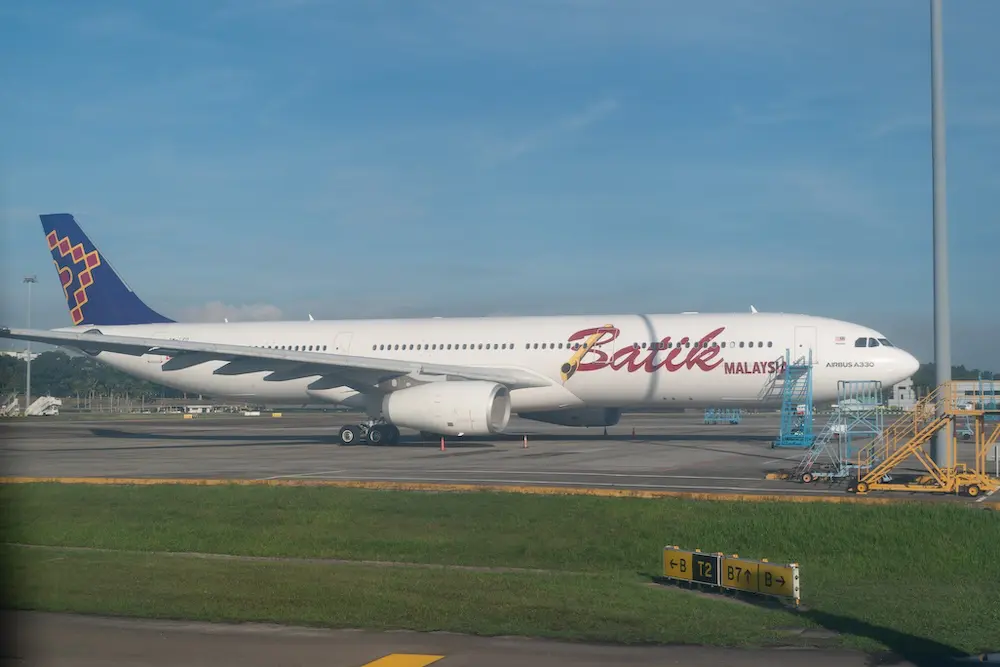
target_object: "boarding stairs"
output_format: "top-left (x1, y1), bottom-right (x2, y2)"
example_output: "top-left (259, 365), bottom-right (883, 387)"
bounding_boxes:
top-left (0, 394), bottom-right (19, 417)
top-left (24, 396), bottom-right (62, 416)
top-left (757, 353), bottom-right (798, 402)
top-left (770, 351), bottom-right (814, 448)
top-left (793, 380), bottom-right (885, 483)
top-left (850, 382), bottom-right (1000, 497)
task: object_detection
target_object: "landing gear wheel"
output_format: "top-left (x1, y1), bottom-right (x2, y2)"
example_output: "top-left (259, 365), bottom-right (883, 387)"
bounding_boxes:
top-left (800, 472), bottom-right (814, 484)
top-left (384, 425), bottom-right (400, 444)
top-left (967, 485), bottom-right (981, 497)
top-left (368, 425), bottom-right (385, 444)
top-left (339, 425), bottom-right (361, 445)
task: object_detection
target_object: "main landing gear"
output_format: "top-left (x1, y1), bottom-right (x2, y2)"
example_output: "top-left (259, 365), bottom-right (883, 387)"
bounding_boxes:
top-left (338, 420), bottom-right (400, 445)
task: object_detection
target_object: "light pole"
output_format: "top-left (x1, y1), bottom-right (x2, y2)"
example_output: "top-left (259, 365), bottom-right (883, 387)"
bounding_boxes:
top-left (930, 0), bottom-right (951, 467)
top-left (23, 275), bottom-right (37, 414)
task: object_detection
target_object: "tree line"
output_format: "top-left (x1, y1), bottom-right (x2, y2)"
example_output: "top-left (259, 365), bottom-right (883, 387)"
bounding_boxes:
top-left (0, 351), bottom-right (185, 399)
top-left (0, 349), bottom-right (994, 400)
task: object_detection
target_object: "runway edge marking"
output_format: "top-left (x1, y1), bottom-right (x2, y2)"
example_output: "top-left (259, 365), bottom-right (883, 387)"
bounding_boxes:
top-left (0, 476), bottom-right (917, 505)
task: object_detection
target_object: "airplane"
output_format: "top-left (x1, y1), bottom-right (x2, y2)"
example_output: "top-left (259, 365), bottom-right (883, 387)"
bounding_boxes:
top-left (0, 213), bottom-right (920, 445)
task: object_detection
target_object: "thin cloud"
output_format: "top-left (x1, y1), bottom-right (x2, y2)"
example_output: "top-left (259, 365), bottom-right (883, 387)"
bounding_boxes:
top-left (482, 97), bottom-right (619, 165)
top-left (180, 301), bottom-right (284, 323)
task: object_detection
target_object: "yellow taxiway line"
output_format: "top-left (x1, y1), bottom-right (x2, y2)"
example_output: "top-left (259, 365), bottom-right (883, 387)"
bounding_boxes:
top-left (0, 475), bottom-right (932, 505)
top-left (359, 655), bottom-right (443, 667)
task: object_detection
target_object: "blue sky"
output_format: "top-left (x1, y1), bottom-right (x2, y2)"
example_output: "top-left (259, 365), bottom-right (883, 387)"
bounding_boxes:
top-left (1, 0), bottom-right (998, 369)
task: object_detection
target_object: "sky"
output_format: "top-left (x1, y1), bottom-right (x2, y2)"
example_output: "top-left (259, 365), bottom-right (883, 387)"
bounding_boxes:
top-left (1, 0), bottom-right (998, 370)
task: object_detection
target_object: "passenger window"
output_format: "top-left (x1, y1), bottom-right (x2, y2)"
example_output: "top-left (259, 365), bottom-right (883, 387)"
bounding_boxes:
top-left (739, 342), bottom-right (745, 348)
top-left (767, 341), bottom-right (772, 348)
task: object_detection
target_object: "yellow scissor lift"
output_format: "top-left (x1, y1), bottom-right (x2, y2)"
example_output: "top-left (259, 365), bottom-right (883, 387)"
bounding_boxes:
top-left (848, 381), bottom-right (1000, 497)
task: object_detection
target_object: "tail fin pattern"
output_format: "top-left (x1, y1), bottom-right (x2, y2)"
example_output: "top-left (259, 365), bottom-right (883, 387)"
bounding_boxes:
top-left (41, 213), bottom-right (174, 326)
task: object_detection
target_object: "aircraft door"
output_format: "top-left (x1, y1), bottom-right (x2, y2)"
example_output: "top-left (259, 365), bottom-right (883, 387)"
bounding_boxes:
top-left (793, 326), bottom-right (818, 364)
top-left (333, 332), bottom-right (353, 354)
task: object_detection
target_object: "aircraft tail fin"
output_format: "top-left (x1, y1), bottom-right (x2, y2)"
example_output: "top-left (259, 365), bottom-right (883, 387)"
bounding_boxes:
top-left (40, 213), bottom-right (174, 326)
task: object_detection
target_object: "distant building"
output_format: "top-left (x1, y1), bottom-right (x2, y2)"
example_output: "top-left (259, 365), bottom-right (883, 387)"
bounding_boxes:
top-left (889, 378), bottom-right (917, 411)
top-left (0, 350), bottom-right (39, 361)
top-left (889, 377), bottom-right (998, 411)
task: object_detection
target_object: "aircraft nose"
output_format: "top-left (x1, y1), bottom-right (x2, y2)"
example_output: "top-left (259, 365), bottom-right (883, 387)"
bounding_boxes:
top-left (901, 350), bottom-right (920, 379)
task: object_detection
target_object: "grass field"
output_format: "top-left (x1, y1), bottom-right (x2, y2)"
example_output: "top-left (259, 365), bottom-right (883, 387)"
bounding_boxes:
top-left (3, 482), bottom-right (999, 661)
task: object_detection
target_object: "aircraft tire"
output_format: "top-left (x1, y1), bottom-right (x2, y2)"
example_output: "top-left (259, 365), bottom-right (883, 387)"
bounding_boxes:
top-left (339, 425), bottom-right (361, 445)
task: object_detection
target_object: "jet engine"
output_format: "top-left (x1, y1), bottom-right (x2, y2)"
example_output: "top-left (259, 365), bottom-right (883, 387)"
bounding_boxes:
top-left (381, 380), bottom-right (511, 436)
top-left (518, 407), bottom-right (621, 427)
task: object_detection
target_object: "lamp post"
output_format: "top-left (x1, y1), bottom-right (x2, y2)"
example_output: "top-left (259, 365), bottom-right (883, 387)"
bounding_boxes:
top-left (23, 275), bottom-right (37, 414)
top-left (929, 0), bottom-right (951, 467)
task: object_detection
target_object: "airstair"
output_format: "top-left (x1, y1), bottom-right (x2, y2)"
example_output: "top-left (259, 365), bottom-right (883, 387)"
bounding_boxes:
top-left (24, 396), bottom-right (62, 416)
top-left (0, 394), bottom-right (19, 417)
top-left (793, 381), bottom-right (884, 483)
top-left (848, 381), bottom-right (1000, 497)
top-left (771, 350), bottom-right (814, 448)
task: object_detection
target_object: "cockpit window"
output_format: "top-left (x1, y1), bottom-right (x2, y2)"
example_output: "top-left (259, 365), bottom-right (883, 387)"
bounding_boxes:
top-left (868, 337), bottom-right (879, 347)
top-left (878, 338), bottom-right (894, 347)
top-left (855, 337), bottom-right (867, 347)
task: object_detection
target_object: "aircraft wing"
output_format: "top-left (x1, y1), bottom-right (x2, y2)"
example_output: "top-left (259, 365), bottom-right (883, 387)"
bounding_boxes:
top-left (0, 327), bottom-right (553, 391)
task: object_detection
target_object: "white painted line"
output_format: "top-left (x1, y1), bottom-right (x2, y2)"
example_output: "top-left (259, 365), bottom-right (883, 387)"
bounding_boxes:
top-left (425, 469), bottom-right (766, 482)
top-left (285, 474), bottom-right (835, 494)
top-left (761, 458), bottom-right (798, 466)
top-left (261, 470), bottom-right (343, 480)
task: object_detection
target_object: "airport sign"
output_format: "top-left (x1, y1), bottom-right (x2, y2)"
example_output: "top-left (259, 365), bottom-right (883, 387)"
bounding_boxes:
top-left (663, 545), bottom-right (800, 605)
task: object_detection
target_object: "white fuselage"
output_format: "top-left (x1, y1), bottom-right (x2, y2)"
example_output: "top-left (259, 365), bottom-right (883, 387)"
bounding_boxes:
top-left (70, 312), bottom-right (919, 414)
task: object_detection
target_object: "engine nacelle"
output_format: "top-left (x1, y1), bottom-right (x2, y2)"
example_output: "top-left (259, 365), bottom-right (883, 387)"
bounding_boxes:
top-left (381, 381), bottom-right (511, 436)
top-left (518, 407), bottom-right (621, 427)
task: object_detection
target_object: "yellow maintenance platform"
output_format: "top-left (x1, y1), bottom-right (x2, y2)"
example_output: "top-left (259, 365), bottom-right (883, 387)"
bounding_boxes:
top-left (848, 381), bottom-right (1000, 497)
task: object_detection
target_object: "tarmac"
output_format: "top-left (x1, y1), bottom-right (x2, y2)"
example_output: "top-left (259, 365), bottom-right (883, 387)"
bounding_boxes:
top-left (5, 611), bottom-right (931, 667)
top-left (4, 410), bottom-right (986, 500)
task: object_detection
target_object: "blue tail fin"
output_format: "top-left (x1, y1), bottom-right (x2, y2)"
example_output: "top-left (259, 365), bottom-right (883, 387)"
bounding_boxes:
top-left (41, 213), bottom-right (174, 326)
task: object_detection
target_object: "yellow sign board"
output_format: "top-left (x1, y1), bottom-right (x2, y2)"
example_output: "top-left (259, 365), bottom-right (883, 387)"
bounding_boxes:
top-left (663, 546), bottom-right (800, 604)
top-left (722, 557), bottom-right (758, 592)
top-left (662, 546), bottom-right (693, 581)
top-left (662, 547), bottom-right (721, 586)
top-left (758, 561), bottom-right (798, 599)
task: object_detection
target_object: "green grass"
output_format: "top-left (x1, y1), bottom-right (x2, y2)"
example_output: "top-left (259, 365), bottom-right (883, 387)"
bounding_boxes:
top-left (3, 483), bottom-right (999, 658)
